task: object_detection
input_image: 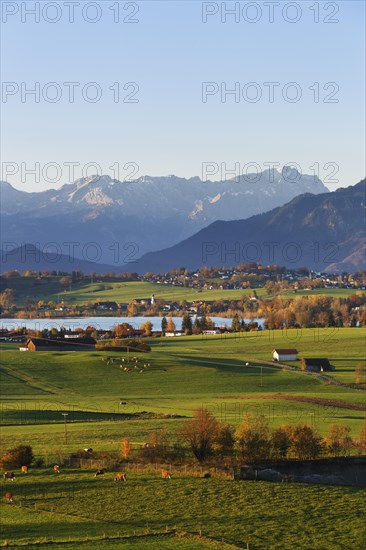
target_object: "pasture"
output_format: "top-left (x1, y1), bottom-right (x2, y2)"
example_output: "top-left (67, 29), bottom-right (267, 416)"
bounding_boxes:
top-left (1, 470), bottom-right (365, 549)
top-left (1, 276), bottom-right (360, 307)
top-left (0, 328), bottom-right (365, 547)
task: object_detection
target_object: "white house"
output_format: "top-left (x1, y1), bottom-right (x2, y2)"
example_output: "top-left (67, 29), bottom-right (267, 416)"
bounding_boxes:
top-left (272, 348), bottom-right (298, 362)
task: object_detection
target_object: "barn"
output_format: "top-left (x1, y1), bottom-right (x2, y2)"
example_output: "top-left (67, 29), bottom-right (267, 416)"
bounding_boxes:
top-left (272, 348), bottom-right (298, 362)
top-left (19, 338), bottom-right (96, 352)
top-left (301, 358), bottom-right (335, 372)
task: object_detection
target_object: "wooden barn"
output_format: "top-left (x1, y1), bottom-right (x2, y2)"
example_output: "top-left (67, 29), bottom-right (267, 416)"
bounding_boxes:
top-left (19, 337), bottom-right (96, 352)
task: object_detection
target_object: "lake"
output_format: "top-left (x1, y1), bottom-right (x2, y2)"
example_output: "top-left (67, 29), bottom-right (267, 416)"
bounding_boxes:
top-left (0, 316), bottom-right (264, 332)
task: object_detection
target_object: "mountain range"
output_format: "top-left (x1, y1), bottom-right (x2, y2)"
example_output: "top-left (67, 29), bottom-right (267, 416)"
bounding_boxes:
top-left (1, 179), bottom-right (364, 275)
top-left (121, 179), bottom-right (366, 274)
top-left (0, 170), bottom-right (328, 261)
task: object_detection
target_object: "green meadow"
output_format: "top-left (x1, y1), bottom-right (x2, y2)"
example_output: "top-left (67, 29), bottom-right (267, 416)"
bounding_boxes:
top-left (1, 277), bottom-right (359, 307)
top-left (0, 328), bottom-right (365, 548)
top-left (1, 470), bottom-right (365, 549)
top-left (1, 328), bottom-right (365, 452)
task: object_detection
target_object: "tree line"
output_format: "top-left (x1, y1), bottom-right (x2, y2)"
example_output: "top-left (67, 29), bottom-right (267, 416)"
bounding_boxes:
top-left (2, 411), bottom-right (365, 471)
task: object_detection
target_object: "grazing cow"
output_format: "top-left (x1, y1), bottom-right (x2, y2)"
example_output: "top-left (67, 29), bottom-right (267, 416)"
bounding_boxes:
top-left (114, 473), bottom-right (127, 482)
top-left (21, 465), bottom-right (29, 474)
top-left (203, 473), bottom-right (211, 479)
top-left (53, 465), bottom-right (60, 473)
top-left (84, 448), bottom-right (93, 453)
top-left (95, 469), bottom-right (106, 477)
top-left (3, 472), bottom-right (15, 481)
top-left (5, 492), bottom-right (13, 503)
top-left (161, 470), bottom-right (171, 479)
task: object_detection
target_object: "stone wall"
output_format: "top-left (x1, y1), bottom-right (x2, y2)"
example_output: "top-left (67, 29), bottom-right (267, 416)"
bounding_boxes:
top-left (238, 457), bottom-right (366, 487)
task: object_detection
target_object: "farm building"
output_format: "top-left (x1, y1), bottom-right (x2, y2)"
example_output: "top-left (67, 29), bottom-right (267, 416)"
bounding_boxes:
top-left (94, 301), bottom-right (119, 311)
top-left (300, 358), bottom-right (335, 372)
top-left (272, 349), bottom-right (298, 362)
top-left (19, 337), bottom-right (96, 352)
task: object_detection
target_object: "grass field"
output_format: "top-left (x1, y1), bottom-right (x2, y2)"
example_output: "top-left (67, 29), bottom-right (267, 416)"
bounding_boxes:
top-left (1, 328), bottom-right (365, 548)
top-left (1, 470), bottom-right (365, 549)
top-left (1, 277), bottom-right (361, 307)
top-left (1, 328), bottom-right (365, 453)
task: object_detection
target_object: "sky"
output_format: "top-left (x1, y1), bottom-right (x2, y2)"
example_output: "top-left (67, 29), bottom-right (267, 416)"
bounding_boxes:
top-left (1, 0), bottom-right (365, 191)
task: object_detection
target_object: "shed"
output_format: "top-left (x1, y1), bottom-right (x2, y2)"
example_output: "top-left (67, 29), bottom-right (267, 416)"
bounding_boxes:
top-left (301, 358), bottom-right (335, 372)
top-left (273, 349), bottom-right (298, 362)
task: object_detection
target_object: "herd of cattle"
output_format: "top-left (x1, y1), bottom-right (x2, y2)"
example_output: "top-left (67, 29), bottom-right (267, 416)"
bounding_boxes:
top-left (2, 466), bottom-right (173, 503)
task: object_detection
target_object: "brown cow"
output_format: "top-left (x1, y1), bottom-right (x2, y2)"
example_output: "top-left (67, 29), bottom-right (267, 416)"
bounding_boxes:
top-left (114, 473), bottom-right (127, 482)
top-left (21, 465), bottom-right (29, 474)
top-left (53, 465), bottom-right (60, 473)
top-left (5, 492), bottom-right (13, 503)
top-left (161, 470), bottom-right (171, 479)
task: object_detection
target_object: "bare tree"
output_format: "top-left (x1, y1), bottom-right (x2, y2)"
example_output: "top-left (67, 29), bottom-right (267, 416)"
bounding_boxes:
top-left (179, 408), bottom-right (220, 462)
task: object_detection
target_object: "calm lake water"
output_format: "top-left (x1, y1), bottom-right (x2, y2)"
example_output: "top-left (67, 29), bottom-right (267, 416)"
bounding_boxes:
top-left (0, 316), bottom-right (264, 332)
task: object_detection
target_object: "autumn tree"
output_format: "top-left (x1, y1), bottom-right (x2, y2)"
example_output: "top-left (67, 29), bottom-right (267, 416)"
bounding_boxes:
top-left (270, 425), bottom-right (293, 458)
top-left (192, 318), bottom-right (201, 335)
top-left (166, 317), bottom-right (176, 332)
top-left (1, 445), bottom-right (34, 469)
top-left (355, 363), bottom-right (365, 385)
top-left (231, 313), bottom-right (241, 332)
top-left (127, 301), bottom-right (138, 316)
top-left (289, 424), bottom-right (323, 459)
top-left (120, 437), bottom-right (131, 460)
top-left (358, 421), bottom-right (366, 452)
top-left (0, 289), bottom-right (15, 309)
top-left (212, 423), bottom-right (235, 457)
top-left (324, 424), bottom-right (353, 456)
top-left (140, 321), bottom-right (152, 336)
top-left (141, 430), bottom-right (169, 462)
top-left (235, 414), bottom-right (270, 462)
top-left (179, 408), bottom-right (220, 462)
top-left (114, 323), bottom-right (134, 337)
top-left (59, 276), bottom-right (71, 288)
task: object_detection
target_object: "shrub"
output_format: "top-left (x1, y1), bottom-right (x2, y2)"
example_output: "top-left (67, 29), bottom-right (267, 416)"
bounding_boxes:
top-left (1, 445), bottom-right (34, 469)
top-left (235, 414), bottom-right (271, 462)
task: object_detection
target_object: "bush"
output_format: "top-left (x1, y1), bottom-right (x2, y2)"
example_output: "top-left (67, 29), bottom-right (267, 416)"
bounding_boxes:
top-left (1, 445), bottom-right (34, 469)
top-left (235, 414), bottom-right (271, 462)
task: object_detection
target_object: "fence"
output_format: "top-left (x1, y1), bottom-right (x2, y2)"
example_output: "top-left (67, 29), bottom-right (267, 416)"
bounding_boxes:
top-left (66, 458), bottom-right (235, 479)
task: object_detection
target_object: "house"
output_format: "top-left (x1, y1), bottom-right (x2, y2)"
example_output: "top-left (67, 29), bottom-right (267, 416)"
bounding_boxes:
top-left (19, 337), bottom-right (96, 352)
top-left (94, 301), bottom-right (118, 311)
top-left (64, 330), bottom-right (84, 339)
top-left (165, 331), bottom-right (185, 337)
top-left (301, 358), bottom-right (335, 372)
top-left (272, 349), bottom-right (298, 362)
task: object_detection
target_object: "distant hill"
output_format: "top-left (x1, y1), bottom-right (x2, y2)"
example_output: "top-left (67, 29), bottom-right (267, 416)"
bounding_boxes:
top-left (0, 170), bottom-right (328, 261)
top-left (125, 180), bottom-right (366, 274)
top-left (0, 244), bottom-right (119, 275)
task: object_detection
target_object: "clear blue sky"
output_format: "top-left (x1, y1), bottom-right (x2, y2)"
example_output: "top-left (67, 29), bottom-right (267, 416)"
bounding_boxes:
top-left (1, 0), bottom-right (365, 191)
